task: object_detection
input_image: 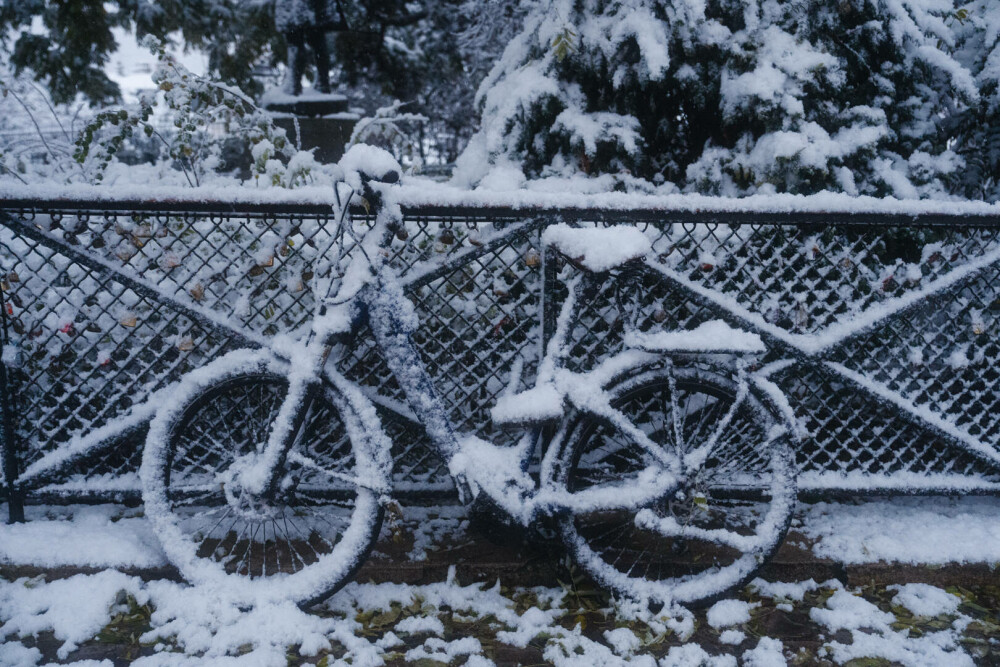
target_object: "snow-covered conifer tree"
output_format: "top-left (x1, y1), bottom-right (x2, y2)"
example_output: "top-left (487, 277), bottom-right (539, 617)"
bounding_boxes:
top-left (455, 0), bottom-right (986, 199)
top-left (948, 0), bottom-right (1000, 200)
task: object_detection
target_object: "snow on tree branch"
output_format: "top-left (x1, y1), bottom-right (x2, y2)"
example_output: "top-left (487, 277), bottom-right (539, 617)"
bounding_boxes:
top-left (455, 0), bottom-right (996, 201)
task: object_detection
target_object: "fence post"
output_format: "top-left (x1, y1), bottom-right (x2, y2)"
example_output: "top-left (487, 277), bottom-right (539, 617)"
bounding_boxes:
top-left (0, 284), bottom-right (25, 523)
top-left (541, 241), bottom-right (559, 353)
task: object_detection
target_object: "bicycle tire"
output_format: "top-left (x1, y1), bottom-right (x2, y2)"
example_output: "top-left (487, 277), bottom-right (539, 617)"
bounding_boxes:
top-left (140, 348), bottom-right (386, 607)
top-left (551, 364), bottom-right (796, 606)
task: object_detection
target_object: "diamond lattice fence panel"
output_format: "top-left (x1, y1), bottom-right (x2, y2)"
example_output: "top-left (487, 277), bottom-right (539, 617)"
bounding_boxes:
top-left (553, 220), bottom-right (1000, 480)
top-left (1, 207), bottom-right (341, 490)
top-left (2, 207), bottom-right (999, 497)
top-left (653, 221), bottom-right (1000, 479)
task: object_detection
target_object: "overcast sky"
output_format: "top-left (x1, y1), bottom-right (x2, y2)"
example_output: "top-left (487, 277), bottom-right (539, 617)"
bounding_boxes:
top-left (107, 29), bottom-right (208, 102)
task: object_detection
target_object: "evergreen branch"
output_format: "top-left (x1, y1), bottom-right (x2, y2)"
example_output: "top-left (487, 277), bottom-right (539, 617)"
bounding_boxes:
top-left (378, 9), bottom-right (428, 27)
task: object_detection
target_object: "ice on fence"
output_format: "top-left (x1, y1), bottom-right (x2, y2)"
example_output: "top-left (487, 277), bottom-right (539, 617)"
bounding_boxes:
top-left (393, 179), bottom-right (1000, 216)
top-left (8, 176), bottom-right (1000, 216)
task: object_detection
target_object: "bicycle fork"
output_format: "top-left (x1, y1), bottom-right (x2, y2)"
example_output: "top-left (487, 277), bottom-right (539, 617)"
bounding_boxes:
top-left (236, 339), bottom-right (334, 500)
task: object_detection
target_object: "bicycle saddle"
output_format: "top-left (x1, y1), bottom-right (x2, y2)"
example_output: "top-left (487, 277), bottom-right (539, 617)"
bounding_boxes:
top-left (541, 223), bottom-right (652, 272)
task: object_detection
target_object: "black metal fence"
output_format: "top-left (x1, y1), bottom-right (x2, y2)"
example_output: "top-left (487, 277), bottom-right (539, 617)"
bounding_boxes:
top-left (3, 195), bottom-right (1000, 522)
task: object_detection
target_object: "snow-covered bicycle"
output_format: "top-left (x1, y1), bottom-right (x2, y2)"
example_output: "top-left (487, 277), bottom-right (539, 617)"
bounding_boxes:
top-left (140, 166), bottom-right (799, 607)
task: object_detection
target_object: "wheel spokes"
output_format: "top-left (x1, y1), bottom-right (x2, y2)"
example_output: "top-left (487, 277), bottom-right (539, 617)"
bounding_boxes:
top-left (633, 506), bottom-right (770, 552)
top-left (665, 364), bottom-right (685, 458)
top-left (167, 375), bottom-right (363, 579)
top-left (682, 380), bottom-right (748, 473)
top-left (561, 368), bottom-right (795, 603)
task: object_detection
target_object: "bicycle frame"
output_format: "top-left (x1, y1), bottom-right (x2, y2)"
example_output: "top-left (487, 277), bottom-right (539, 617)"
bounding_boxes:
top-left (1, 187), bottom-right (791, 524)
top-left (4, 198), bottom-right (544, 505)
top-left (365, 262), bottom-right (687, 523)
top-left (238, 198), bottom-right (792, 527)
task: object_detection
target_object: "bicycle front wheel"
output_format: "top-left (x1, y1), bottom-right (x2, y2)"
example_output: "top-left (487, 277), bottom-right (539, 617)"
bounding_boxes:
top-left (141, 349), bottom-right (386, 607)
top-left (552, 365), bottom-right (796, 606)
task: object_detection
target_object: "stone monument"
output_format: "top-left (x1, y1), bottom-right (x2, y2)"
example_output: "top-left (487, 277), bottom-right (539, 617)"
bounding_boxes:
top-left (264, 0), bottom-right (357, 163)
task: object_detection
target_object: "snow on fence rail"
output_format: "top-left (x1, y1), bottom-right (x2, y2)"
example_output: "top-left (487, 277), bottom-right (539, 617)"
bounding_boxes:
top-left (2, 191), bottom-right (1000, 521)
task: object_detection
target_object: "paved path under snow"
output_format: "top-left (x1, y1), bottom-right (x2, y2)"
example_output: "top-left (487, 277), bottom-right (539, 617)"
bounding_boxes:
top-left (2, 496), bottom-right (999, 588)
top-left (2, 497), bottom-right (1000, 666)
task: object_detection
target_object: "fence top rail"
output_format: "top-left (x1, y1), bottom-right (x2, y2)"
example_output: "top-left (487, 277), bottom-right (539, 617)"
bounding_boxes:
top-left (391, 183), bottom-right (1000, 225)
top-left (2, 182), bottom-right (1000, 226)
top-left (0, 183), bottom-right (344, 216)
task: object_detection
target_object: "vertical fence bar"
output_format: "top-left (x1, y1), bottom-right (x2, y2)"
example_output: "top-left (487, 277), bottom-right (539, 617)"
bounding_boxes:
top-left (541, 244), bottom-right (559, 354)
top-left (0, 276), bottom-right (25, 523)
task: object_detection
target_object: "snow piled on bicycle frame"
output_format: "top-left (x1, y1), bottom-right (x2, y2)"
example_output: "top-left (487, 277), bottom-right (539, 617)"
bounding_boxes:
top-left (624, 321), bottom-right (765, 354)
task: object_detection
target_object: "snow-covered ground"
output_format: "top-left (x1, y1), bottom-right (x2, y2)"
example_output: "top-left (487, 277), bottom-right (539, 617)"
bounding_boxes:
top-left (1, 497), bottom-right (999, 666)
top-left (8, 566), bottom-right (994, 667)
top-left (796, 496), bottom-right (1000, 566)
top-left (4, 496), bottom-right (999, 572)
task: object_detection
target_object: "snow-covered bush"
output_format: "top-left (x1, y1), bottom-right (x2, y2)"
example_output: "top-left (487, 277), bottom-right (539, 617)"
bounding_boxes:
top-left (348, 102), bottom-right (429, 172)
top-left (0, 65), bottom-right (89, 184)
top-left (72, 38), bottom-right (331, 188)
top-left (456, 0), bottom-right (989, 199)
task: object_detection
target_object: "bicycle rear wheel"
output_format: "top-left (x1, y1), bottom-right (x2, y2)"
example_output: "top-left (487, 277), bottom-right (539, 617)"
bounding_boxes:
top-left (141, 349), bottom-right (386, 607)
top-left (552, 365), bottom-right (796, 606)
